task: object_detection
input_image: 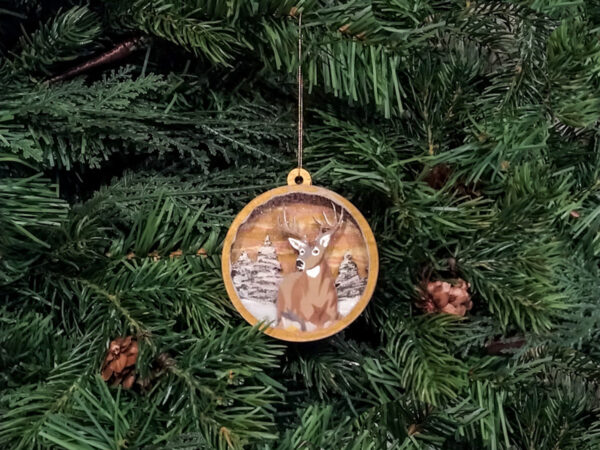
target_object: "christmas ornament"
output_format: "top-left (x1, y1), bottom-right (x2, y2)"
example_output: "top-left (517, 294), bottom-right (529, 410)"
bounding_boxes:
top-left (101, 336), bottom-right (138, 389)
top-left (417, 279), bottom-right (473, 317)
top-left (221, 16), bottom-right (378, 342)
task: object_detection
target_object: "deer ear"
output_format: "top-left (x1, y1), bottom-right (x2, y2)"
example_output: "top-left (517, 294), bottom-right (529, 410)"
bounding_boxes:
top-left (288, 238), bottom-right (304, 251)
top-left (319, 233), bottom-right (331, 248)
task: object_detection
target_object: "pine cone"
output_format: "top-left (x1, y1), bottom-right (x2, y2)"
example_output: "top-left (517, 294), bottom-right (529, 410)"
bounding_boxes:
top-left (137, 352), bottom-right (175, 391)
top-left (101, 336), bottom-right (139, 389)
top-left (418, 279), bottom-right (473, 317)
top-left (424, 164), bottom-right (452, 190)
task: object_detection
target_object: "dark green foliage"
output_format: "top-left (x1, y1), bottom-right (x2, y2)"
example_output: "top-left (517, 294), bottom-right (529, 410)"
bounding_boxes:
top-left (1, 1), bottom-right (600, 449)
top-left (0, 156), bottom-right (68, 283)
top-left (0, 67), bottom-right (291, 169)
top-left (12, 5), bottom-right (101, 77)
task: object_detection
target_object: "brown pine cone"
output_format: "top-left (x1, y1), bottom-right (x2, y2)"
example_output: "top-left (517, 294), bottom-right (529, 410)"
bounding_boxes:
top-left (418, 279), bottom-right (473, 317)
top-left (137, 352), bottom-right (176, 391)
top-left (424, 164), bottom-right (452, 190)
top-left (101, 336), bottom-right (139, 389)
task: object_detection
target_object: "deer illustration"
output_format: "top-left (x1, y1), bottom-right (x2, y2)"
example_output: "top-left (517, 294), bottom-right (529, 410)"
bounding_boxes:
top-left (276, 204), bottom-right (344, 331)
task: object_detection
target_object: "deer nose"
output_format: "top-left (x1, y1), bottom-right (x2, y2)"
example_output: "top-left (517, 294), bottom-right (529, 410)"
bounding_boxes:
top-left (296, 259), bottom-right (305, 270)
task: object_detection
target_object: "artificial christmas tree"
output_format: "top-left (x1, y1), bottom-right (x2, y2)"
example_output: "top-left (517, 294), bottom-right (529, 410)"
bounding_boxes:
top-left (1, 1), bottom-right (600, 449)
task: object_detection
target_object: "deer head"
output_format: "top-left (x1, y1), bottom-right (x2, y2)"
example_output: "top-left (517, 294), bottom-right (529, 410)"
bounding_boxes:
top-left (279, 204), bottom-right (344, 272)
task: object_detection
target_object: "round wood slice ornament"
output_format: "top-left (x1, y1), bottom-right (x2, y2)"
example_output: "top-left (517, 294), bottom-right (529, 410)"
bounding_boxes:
top-left (222, 169), bottom-right (378, 342)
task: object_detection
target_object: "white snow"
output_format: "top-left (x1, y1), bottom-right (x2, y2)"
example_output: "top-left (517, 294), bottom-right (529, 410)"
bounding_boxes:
top-left (338, 296), bottom-right (360, 317)
top-left (241, 299), bottom-right (278, 325)
top-left (242, 297), bottom-right (360, 326)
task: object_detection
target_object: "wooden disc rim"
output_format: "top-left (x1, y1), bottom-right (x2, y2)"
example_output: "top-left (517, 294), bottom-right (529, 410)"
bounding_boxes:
top-left (221, 183), bottom-right (379, 342)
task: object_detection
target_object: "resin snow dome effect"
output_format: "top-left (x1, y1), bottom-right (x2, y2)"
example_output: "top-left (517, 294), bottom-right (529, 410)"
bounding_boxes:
top-left (222, 171), bottom-right (378, 342)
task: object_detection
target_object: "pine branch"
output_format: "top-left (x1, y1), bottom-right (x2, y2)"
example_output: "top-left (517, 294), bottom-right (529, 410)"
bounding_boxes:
top-left (12, 6), bottom-right (102, 77)
top-left (0, 337), bottom-right (99, 449)
top-left (37, 376), bottom-right (157, 449)
top-left (150, 327), bottom-right (285, 447)
top-left (0, 158), bottom-right (68, 284)
top-left (106, 0), bottom-right (254, 66)
top-left (0, 69), bottom-right (292, 169)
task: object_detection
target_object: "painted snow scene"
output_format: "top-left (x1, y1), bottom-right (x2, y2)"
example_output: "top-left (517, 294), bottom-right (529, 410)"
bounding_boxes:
top-left (230, 193), bottom-right (369, 333)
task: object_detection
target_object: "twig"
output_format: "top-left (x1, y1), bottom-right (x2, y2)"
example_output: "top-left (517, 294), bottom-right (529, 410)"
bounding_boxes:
top-left (486, 337), bottom-right (526, 355)
top-left (47, 36), bottom-right (149, 83)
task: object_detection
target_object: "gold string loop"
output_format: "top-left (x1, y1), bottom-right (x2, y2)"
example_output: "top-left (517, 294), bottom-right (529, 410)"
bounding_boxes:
top-left (297, 13), bottom-right (303, 174)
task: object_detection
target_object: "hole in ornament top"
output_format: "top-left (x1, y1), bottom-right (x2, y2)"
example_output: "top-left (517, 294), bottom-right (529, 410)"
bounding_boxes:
top-left (228, 192), bottom-right (371, 335)
top-left (294, 176), bottom-right (303, 184)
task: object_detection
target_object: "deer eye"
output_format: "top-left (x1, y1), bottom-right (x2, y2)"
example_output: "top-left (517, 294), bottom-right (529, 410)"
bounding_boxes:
top-left (299, 248), bottom-right (305, 256)
top-left (312, 248), bottom-right (320, 256)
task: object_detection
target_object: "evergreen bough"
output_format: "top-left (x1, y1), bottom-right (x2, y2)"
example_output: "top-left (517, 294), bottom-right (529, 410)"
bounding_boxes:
top-left (1, 1), bottom-right (600, 449)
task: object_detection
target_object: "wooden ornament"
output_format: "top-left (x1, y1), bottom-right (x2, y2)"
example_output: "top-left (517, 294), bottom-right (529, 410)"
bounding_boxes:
top-left (222, 169), bottom-right (378, 342)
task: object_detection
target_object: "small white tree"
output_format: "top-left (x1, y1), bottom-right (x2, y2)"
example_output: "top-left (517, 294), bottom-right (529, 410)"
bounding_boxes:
top-left (232, 251), bottom-right (253, 300)
top-left (335, 252), bottom-right (366, 316)
top-left (247, 235), bottom-right (282, 304)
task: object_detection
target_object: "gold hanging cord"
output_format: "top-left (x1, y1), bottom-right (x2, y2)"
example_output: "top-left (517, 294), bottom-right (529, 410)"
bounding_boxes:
top-left (297, 13), bottom-right (303, 173)
top-left (287, 12), bottom-right (311, 187)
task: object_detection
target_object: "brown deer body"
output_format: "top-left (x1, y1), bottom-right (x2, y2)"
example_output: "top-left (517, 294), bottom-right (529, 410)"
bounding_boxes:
top-left (276, 206), bottom-right (344, 331)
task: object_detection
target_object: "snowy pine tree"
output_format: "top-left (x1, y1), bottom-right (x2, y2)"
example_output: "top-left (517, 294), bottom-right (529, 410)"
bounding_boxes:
top-left (247, 235), bottom-right (282, 304)
top-left (231, 251), bottom-right (253, 300)
top-left (336, 252), bottom-right (367, 317)
top-left (232, 237), bottom-right (283, 304)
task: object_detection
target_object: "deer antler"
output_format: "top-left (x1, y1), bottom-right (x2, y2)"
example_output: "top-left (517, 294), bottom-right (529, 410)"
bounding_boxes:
top-left (314, 203), bottom-right (344, 233)
top-left (279, 208), bottom-right (306, 240)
